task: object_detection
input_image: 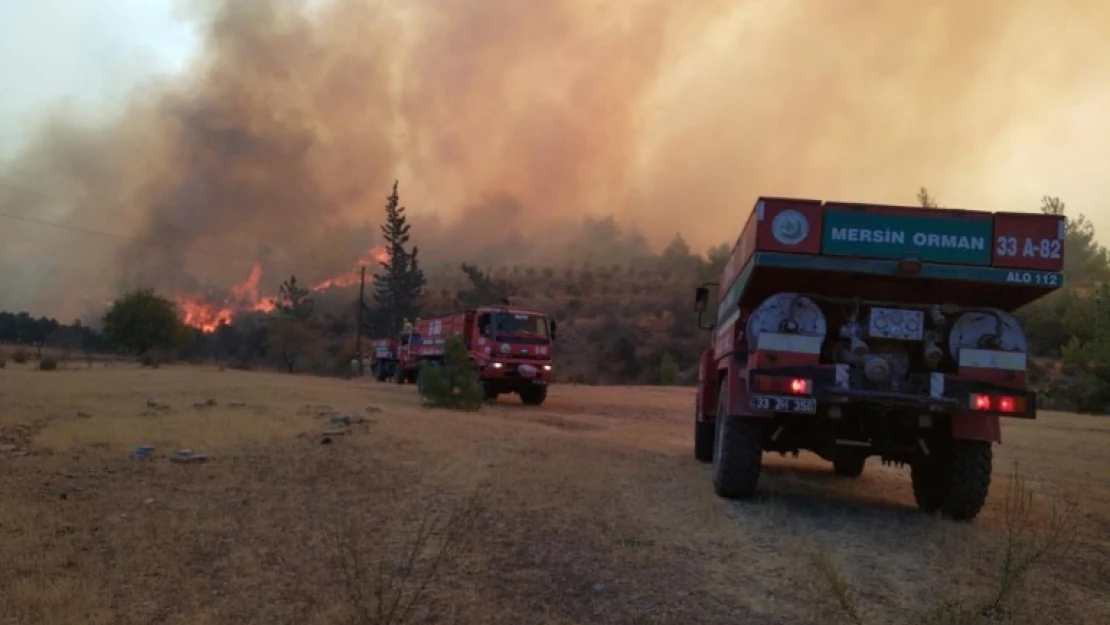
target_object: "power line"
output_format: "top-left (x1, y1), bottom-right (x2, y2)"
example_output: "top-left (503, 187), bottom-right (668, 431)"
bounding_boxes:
top-left (0, 208), bottom-right (362, 275)
top-left (0, 170), bottom-right (154, 225)
top-left (0, 176), bottom-right (463, 283)
top-left (0, 172), bottom-right (389, 280)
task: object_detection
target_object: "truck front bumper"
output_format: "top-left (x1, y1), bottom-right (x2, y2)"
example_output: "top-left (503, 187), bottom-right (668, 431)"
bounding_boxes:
top-left (479, 361), bottom-right (554, 386)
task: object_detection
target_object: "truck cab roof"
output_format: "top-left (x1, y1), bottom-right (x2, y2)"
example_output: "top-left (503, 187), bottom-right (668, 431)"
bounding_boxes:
top-left (472, 307), bottom-right (546, 317)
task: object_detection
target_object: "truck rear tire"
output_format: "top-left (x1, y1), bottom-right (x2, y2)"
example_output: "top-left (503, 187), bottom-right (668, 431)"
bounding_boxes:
top-left (393, 365), bottom-right (405, 384)
top-left (520, 385), bottom-right (547, 406)
top-left (911, 440), bottom-right (992, 521)
top-left (711, 384), bottom-right (762, 500)
top-left (833, 455), bottom-right (866, 478)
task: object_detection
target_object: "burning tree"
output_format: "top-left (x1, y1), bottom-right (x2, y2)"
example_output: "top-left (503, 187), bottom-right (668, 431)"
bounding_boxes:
top-left (267, 275), bottom-right (320, 373)
top-left (277, 275), bottom-right (314, 320)
top-left (372, 180), bottom-right (425, 335)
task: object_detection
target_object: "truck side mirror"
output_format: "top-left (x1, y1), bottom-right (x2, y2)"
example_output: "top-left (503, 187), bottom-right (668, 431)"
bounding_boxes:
top-left (694, 287), bottom-right (709, 312)
top-left (549, 319), bottom-right (557, 341)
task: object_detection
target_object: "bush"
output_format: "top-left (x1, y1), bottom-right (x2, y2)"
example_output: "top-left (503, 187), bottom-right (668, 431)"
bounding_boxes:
top-left (1043, 372), bottom-right (1110, 414)
top-left (140, 350), bottom-right (163, 368)
top-left (39, 356), bottom-right (58, 371)
top-left (323, 487), bottom-right (487, 624)
top-left (815, 466), bottom-right (1079, 624)
top-left (418, 335), bottom-right (484, 411)
top-left (12, 350), bottom-right (28, 364)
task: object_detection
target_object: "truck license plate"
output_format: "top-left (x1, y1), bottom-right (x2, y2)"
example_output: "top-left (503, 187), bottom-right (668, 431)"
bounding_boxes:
top-left (750, 395), bottom-right (817, 414)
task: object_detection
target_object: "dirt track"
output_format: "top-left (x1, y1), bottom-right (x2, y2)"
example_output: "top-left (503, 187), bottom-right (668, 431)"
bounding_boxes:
top-left (1, 364), bottom-right (1108, 624)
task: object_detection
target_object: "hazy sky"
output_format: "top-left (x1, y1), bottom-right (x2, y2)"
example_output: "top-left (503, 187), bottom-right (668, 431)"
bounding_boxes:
top-left (0, 0), bottom-right (1107, 321)
top-left (0, 0), bottom-right (198, 157)
top-left (2, 1), bottom-right (1106, 231)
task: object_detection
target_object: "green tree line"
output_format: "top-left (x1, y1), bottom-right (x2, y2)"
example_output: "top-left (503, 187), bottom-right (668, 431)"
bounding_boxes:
top-left (3, 187), bottom-right (1107, 412)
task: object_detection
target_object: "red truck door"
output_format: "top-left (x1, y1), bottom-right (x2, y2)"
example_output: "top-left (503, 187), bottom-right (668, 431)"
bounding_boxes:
top-left (462, 312), bottom-right (478, 349)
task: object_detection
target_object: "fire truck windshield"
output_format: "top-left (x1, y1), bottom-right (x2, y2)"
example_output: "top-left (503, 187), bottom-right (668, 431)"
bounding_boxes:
top-left (494, 312), bottom-right (549, 337)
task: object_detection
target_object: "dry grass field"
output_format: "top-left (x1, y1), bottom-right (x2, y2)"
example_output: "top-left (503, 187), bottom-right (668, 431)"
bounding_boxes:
top-left (1, 360), bottom-right (1108, 625)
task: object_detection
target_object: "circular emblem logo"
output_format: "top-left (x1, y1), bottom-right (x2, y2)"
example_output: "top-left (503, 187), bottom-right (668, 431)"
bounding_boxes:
top-left (771, 209), bottom-right (809, 246)
top-left (500, 343), bottom-right (510, 354)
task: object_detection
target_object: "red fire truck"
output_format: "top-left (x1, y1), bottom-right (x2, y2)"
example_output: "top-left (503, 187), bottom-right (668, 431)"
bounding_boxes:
top-left (692, 196), bottom-right (1063, 521)
top-left (378, 305), bottom-right (557, 405)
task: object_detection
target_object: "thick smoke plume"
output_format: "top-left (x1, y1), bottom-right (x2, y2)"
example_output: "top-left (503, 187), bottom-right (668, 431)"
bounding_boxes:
top-left (1, 0), bottom-right (1107, 320)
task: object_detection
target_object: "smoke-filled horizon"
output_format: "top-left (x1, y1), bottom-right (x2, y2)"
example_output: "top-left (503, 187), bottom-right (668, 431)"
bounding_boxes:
top-left (1, 0), bottom-right (1107, 321)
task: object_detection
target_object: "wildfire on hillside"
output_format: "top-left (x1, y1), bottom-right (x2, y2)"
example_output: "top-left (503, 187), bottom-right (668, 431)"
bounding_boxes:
top-left (176, 245), bottom-right (390, 333)
top-left (310, 245), bottom-right (391, 291)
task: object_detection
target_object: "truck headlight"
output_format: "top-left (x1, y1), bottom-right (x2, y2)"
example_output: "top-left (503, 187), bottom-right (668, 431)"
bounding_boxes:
top-left (542, 364), bottom-right (552, 371)
top-left (491, 362), bottom-right (503, 368)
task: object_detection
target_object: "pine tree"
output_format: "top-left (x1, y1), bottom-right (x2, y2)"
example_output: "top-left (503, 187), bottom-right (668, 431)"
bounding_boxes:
top-left (662, 232), bottom-right (691, 259)
top-left (372, 180), bottom-right (426, 335)
top-left (277, 275), bottom-right (313, 320)
top-left (417, 334), bottom-right (484, 410)
top-left (916, 186), bottom-right (939, 208)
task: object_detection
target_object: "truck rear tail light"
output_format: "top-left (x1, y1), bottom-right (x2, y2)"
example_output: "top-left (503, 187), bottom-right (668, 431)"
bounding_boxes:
top-left (754, 377), bottom-right (811, 395)
top-left (969, 394), bottom-right (1026, 413)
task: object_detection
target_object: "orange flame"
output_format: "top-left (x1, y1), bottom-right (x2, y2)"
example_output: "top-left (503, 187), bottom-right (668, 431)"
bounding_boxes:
top-left (311, 245), bottom-right (391, 291)
top-left (177, 245), bottom-right (389, 333)
top-left (179, 300), bottom-right (236, 333)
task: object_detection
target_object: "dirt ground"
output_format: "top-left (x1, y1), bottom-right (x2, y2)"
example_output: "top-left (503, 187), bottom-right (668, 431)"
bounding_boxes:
top-left (1, 363), bottom-right (1107, 625)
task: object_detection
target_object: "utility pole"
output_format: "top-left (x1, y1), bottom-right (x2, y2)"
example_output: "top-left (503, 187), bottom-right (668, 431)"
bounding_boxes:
top-left (355, 265), bottom-right (366, 359)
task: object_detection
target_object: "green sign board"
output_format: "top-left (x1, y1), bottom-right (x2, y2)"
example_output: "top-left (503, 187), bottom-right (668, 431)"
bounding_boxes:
top-left (822, 210), bottom-right (993, 265)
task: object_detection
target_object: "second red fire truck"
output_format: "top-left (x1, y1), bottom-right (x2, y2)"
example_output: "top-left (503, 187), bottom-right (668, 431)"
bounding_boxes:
top-left (369, 305), bottom-right (557, 406)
